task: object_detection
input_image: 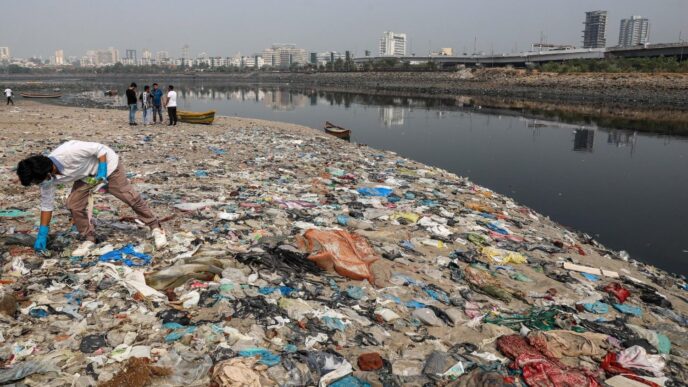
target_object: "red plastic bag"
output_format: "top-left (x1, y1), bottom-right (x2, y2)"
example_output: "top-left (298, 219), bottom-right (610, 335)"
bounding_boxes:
top-left (603, 282), bottom-right (631, 303)
top-left (298, 229), bottom-right (380, 283)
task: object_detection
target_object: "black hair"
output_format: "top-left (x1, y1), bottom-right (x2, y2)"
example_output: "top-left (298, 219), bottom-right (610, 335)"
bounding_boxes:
top-left (168, 85), bottom-right (174, 90)
top-left (153, 83), bottom-right (158, 86)
top-left (130, 82), bottom-right (137, 88)
top-left (144, 85), bottom-right (150, 91)
top-left (17, 155), bottom-right (53, 186)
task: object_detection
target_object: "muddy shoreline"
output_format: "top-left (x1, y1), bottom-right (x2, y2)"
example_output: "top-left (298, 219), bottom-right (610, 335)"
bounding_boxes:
top-left (2, 70), bottom-right (688, 134)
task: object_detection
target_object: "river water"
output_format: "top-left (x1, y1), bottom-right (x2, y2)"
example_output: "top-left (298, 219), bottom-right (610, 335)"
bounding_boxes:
top-left (63, 82), bottom-right (688, 275)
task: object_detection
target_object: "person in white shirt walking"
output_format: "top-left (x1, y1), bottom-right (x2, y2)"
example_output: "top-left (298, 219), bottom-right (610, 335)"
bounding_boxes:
top-left (164, 85), bottom-right (177, 126)
top-left (16, 140), bottom-right (168, 256)
top-left (4, 87), bottom-right (13, 105)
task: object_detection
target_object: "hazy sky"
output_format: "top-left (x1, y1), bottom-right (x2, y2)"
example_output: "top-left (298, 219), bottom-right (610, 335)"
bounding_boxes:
top-left (2, 0), bottom-right (687, 58)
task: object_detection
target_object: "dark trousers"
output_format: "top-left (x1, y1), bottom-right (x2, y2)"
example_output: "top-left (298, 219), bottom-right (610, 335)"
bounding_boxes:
top-left (168, 107), bottom-right (177, 125)
top-left (6, 97), bottom-right (13, 105)
top-left (153, 105), bottom-right (163, 122)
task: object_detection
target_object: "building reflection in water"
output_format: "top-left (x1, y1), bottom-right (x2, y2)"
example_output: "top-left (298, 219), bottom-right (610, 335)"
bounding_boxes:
top-left (607, 130), bottom-right (638, 156)
top-left (379, 106), bottom-right (405, 127)
top-left (573, 128), bottom-right (595, 152)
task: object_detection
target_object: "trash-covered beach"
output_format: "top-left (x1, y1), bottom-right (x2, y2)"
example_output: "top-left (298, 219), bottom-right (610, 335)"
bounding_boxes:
top-left (1, 102), bottom-right (687, 386)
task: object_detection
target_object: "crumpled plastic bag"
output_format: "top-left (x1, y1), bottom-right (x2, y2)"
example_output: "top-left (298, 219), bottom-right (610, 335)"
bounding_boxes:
top-left (481, 246), bottom-right (527, 265)
top-left (212, 357), bottom-right (262, 387)
top-left (298, 229), bottom-right (380, 283)
top-left (617, 346), bottom-right (666, 376)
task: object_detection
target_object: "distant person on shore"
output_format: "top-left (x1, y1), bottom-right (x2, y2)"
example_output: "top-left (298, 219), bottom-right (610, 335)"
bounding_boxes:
top-left (140, 85), bottom-right (153, 125)
top-left (151, 83), bottom-right (163, 124)
top-left (165, 85), bottom-right (177, 126)
top-left (16, 140), bottom-right (168, 256)
top-left (125, 82), bottom-right (138, 125)
top-left (4, 87), bottom-right (13, 105)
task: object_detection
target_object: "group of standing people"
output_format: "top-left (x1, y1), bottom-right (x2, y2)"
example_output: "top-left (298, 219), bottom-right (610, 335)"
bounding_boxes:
top-left (125, 83), bottom-right (177, 126)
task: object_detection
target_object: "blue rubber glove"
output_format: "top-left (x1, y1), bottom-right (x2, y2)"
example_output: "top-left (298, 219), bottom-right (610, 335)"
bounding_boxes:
top-left (34, 225), bottom-right (49, 252)
top-left (96, 161), bottom-right (108, 182)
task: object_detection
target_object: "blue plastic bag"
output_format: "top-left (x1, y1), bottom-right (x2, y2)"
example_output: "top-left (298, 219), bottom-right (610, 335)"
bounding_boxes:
top-left (613, 303), bottom-right (642, 316)
top-left (238, 348), bottom-right (281, 366)
top-left (99, 245), bottom-right (152, 267)
top-left (357, 187), bottom-right (393, 197)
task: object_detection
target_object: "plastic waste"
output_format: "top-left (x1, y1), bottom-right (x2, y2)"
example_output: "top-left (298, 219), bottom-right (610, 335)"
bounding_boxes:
top-left (99, 244), bottom-right (152, 267)
top-left (298, 229), bottom-right (380, 283)
top-left (356, 186), bottom-right (393, 197)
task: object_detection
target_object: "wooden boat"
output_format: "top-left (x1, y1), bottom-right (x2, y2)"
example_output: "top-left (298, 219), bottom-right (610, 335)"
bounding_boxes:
top-left (177, 110), bottom-right (216, 125)
top-left (104, 89), bottom-right (118, 96)
top-left (324, 121), bottom-right (351, 139)
top-left (20, 92), bottom-right (62, 99)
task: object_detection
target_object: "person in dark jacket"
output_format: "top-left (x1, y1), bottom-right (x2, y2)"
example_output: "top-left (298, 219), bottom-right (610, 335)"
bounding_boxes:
top-left (125, 82), bottom-right (138, 125)
top-left (151, 83), bottom-right (164, 124)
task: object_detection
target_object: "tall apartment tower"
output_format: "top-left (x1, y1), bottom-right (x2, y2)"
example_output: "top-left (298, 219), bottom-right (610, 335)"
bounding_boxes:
top-left (583, 11), bottom-right (608, 49)
top-left (618, 16), bottom-right (649, 47)
top-left (0, 47), bottom-right (10, 60)
top-left (55, 49), bottom-right (64, 65)
top-left (379, 31), bottom-right (407, 56)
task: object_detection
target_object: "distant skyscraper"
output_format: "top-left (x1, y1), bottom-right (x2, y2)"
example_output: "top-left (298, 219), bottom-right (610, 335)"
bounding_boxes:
top-left (125, 49), bottom-right (136, 60)
top-left (141, 48), bottom-right (153, 65)
top-left (0, 47), bottom-right (10, 60)
top-left (156, 51), bottom-right (169, 63)
top-left (181, 44), bottom-right (190, 60)
top-left (583, 11), bottom-right (608, 49)
top-left (55, 49), bottom-right (64, 65)
top-left (618, 16), bottom-right (649, 47)
top-left (379, 31), bottom-right (407, 56)
top-left (261, 44), bottom-right (307, 69)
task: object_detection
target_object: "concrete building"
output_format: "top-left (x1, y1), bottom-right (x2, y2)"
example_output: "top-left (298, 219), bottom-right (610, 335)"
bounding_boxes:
top-left (618, 16), bottom-right (649, 47)
top-left (583, 11), bottom-right (608, 49)
top-left (242, 55), bottom-right (264, 69)
top-left (181, 44), bottom-right (190, 62)
top-left (55, 49), bottom-right (64, 65)
top-left (430, 48), bottom-right (453, 56)
top-left (262, 44), bottom-right (307, 69)
top-left (379, 31), bottom-right (407, 56)
top-left (0, 47), bottom-right (10, 60)
top-left (156, 51), bottom-right (170, 64)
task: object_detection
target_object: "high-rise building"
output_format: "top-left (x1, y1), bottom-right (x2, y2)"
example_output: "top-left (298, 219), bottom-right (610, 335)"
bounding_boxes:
top-left (156, 51), bottom-right (169, 64)
top-left (181, 45), bottom-right (190, 60)
top-left (124, 49), bottom-right (137, 64)
top-left (55, 49), bottom-right (64, 65)
top-left (379, 31), bottom-right (407, 56)
top-left (262, 44), bottom-right (307, 69)
top-left (618, 16), bottom-right (649, 47)
top-left (0, 47), bottom-right (10, 60)
top-left (583, 11), bottom-right (608, 49)
top-left (141, 48), bottom-right (152, 64)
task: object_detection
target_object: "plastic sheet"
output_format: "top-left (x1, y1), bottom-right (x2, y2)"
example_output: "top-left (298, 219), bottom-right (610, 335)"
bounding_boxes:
top-left (298, 229), bottom-right (380, 283)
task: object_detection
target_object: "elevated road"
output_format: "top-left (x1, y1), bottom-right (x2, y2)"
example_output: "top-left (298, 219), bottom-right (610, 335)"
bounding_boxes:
top-left (354, 43), bottom-right (688, 68)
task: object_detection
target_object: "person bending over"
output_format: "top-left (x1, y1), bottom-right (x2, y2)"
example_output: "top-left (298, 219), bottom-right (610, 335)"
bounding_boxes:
top-left (17, 140), bottom-right (167, 256)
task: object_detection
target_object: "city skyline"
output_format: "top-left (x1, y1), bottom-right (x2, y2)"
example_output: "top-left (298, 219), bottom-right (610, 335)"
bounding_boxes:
top-left (1, 0), bottom-right (686, 59)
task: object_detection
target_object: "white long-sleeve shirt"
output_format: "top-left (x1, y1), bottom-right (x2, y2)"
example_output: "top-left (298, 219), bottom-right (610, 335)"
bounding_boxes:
top-left (39, 140), bottom-right (119, 211)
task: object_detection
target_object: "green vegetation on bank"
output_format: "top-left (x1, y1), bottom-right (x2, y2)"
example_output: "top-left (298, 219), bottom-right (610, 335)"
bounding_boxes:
top-left (539, 57), bottom-right (688, 73)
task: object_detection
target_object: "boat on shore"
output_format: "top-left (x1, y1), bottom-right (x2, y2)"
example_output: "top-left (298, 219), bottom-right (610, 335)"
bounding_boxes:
top-left (177, 110), bottom-right (216, 125)
top-left (324, 121), bottom-right (351, 140)
top-left (104, 90), bottom-right (118, 96)
top-left (20, 92), bottom-right (62, 99)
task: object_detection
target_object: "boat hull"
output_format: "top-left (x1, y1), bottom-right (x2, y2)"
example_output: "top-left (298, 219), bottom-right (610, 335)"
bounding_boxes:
top-left (20, 93), bottom-right (62, 99)
top-left (177, 110), bottom-right (216, 125)
top-left (324, 128), bottom-right (351, 138)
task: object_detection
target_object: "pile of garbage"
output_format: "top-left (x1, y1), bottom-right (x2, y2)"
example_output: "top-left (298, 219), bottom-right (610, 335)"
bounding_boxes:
top-left (1, 105), bottom-right (687, 386)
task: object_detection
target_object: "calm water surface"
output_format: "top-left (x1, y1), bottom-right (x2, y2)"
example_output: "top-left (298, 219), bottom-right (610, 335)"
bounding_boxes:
top-left (69, 83), bottom-right (688, 275)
